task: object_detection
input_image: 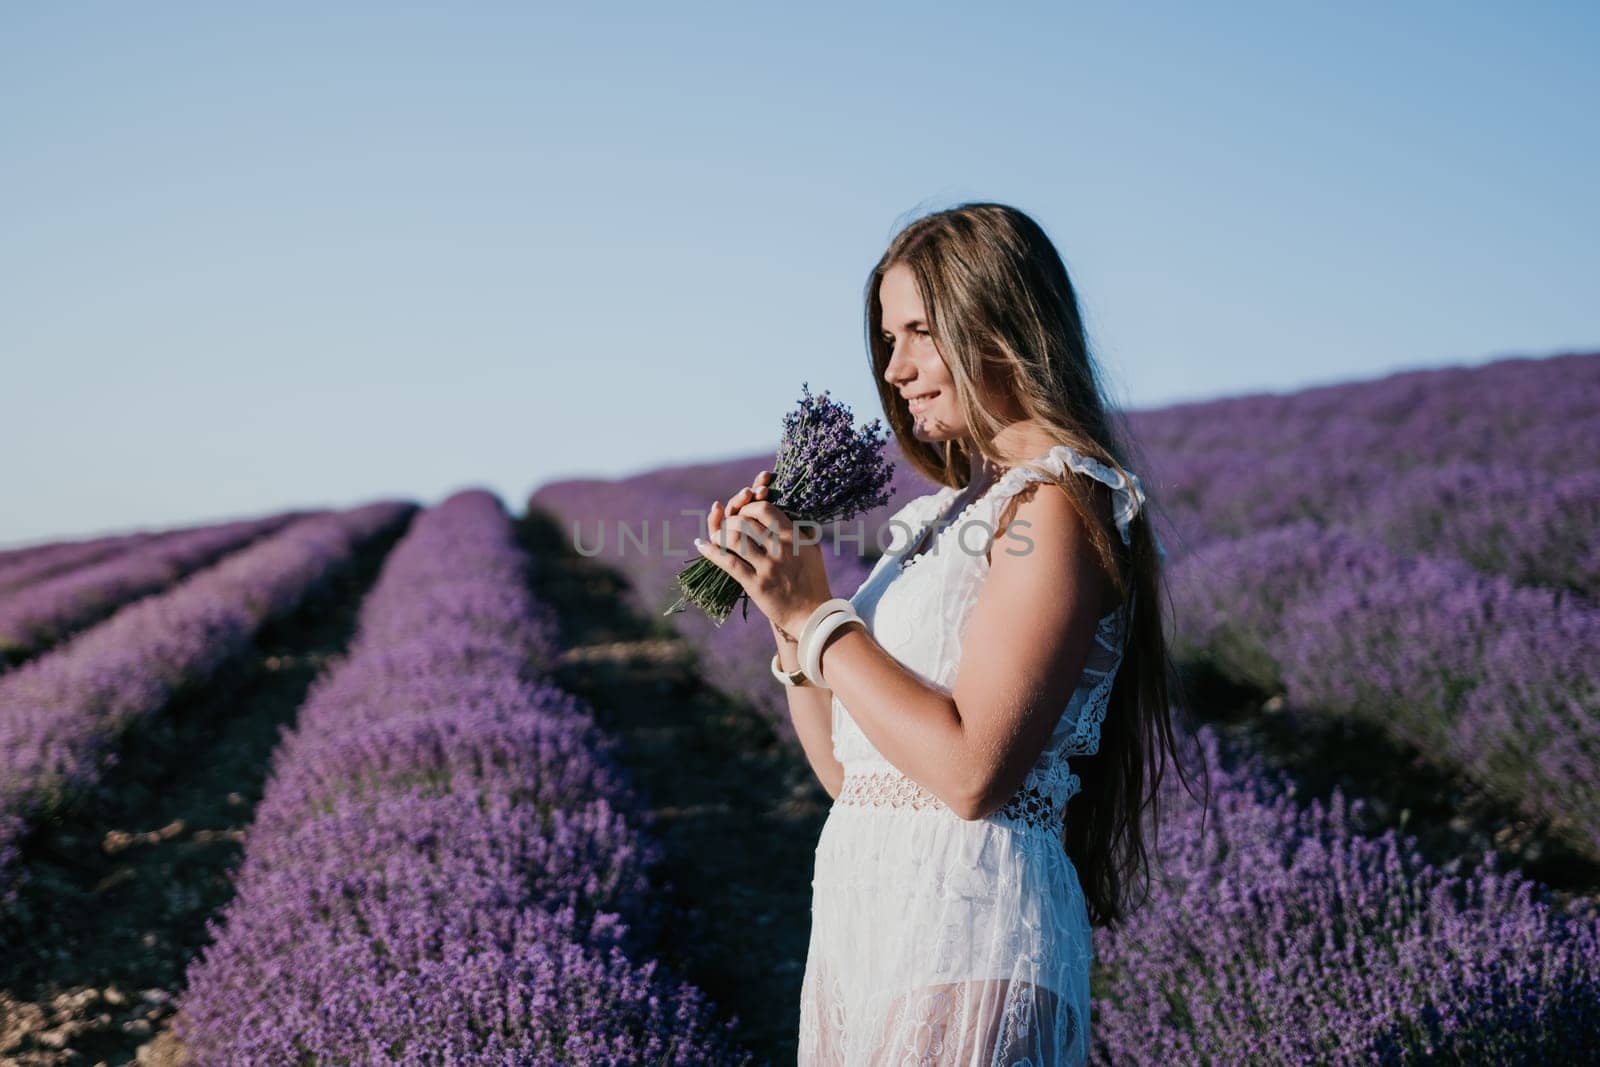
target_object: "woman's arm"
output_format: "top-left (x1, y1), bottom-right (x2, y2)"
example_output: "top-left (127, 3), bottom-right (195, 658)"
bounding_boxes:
top-left (771, 618), bottom-right (845, 800)
top-left (804, 481), bottom-right (1107, 820)
top-left (704, 473), bottom-right (1104, 818)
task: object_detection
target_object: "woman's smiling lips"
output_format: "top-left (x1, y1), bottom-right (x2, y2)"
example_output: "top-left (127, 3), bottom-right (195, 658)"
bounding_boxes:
top-left (905, 390), bottom-right (939, 415)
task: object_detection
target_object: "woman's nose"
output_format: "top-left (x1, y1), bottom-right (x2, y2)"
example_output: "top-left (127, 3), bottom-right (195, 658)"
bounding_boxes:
top-left (883, 343), bottom-right (909, 386)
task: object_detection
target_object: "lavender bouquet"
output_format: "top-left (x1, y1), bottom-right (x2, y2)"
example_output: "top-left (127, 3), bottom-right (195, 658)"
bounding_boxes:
top-left (665, 382), bottom-right (895, 626)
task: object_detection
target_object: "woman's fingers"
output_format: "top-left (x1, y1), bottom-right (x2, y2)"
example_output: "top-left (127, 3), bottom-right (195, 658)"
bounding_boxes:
top-left (712, 483), bottom-right (754, 524)
top-left (719, 511), bottom-right (785, 564)
top-left (742, 503), bottom-right (788, 551)
top-left (734, 508), bottom-right (778, 540)
top-left (709, 473), bottom-right (770, 544)
top-left (694, 532), bottom-right (755, 580)
top-left (724, 486), bottom-right (754, 516)
top-left (713, 514), bottom-right (782, 563)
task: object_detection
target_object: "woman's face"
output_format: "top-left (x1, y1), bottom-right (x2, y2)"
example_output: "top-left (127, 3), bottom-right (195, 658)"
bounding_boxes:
top-left (879, 263), bottom-right (968, 444)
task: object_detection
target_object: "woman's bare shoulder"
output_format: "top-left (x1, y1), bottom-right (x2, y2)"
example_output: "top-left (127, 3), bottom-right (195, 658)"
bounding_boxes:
top-left (989, 478), bottom-right (1116, 615)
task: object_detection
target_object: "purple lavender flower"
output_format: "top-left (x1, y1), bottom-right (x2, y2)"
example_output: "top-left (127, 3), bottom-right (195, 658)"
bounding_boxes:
top-left (531, 470), bottom-right (889, 742)
top-left (667, 382), bottom-right (894, 626)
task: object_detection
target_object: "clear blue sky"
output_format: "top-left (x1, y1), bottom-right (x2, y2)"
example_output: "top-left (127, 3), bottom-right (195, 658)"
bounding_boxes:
top-left (2, 1), bottom-right (1595, 547)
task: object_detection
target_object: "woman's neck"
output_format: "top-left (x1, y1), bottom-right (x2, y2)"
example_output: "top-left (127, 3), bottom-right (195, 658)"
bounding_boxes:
top-left (965, 447), bottom-right (1004, 490)
top-left (963, 420), bottom-right (1058, 487)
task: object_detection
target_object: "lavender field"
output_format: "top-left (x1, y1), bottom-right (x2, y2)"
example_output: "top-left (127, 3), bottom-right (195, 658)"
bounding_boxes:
top-left (0, 351), bottom-right (1595, 1064)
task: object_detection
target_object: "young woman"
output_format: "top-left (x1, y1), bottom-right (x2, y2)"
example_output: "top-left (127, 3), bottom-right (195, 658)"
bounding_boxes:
top-left (693, 202), bottom-right (1205, 1065)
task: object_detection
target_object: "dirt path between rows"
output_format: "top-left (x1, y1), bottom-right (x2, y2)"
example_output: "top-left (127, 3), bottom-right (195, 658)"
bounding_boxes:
top-left (518, 508), bottom-right (829, 1067)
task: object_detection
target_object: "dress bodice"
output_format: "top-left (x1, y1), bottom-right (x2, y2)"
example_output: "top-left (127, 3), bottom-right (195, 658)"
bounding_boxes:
top-left (830, 442), bottom-right (1143, 829)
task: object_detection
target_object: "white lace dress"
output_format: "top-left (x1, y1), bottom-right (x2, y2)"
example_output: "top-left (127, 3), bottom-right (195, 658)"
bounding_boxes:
top-left (797, 443), bottom-right (1147, 1067)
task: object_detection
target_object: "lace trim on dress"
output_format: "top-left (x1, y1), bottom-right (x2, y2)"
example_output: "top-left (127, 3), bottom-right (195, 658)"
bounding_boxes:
top-left (834, 769), bottom-right (1076, 836)
top-left (835, 769), bottom-right (947, 812)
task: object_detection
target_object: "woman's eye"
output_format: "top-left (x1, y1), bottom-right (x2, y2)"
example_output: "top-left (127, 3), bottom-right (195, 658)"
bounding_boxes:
top-left (883, 329), bottom-right (929, 346)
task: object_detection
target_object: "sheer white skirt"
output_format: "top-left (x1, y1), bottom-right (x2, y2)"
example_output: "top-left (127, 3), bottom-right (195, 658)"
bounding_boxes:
top-left (798, 779), bottom-right (1093, 1066)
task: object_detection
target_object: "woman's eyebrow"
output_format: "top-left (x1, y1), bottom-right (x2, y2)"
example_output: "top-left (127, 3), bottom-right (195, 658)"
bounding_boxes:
top-left (884, 318), bottom-right (927, 331)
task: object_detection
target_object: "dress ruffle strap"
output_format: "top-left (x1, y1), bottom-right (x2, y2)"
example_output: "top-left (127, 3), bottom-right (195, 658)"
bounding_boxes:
top-left (1000, 443), bottom-right (1166, 561)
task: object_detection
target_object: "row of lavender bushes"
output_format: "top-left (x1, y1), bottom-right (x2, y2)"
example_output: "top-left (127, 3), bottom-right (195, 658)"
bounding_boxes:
top-left (0, 532), bottom-right (127, 571)
top-left (0, 500), bottom-right (414, 918)
top-left (1105, 353), bottom-right (1600, 1055)
top-left (1120, 354), bottom-right (1600, 857)
top-left (1131, 352), bottom-right (1598, 490)
top-left (0, 509), bottom-right (312, 665)
top-left (1130, 352), bottom-right (1600, 597)
top-left (176, 489), bottom-right (754, 1065)
top-left (1169, 520), bottom-right (1600, 860)
top-left (1090, 724), bottom-right (1600, 1064)
top-left (0, 524), bottom-right (182, 595)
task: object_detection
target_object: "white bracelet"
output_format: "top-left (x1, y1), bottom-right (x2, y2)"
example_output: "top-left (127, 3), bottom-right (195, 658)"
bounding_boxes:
top-left (797, 598), bottom-right (855, 658)
top-left (770, 650), bottom-right (808, 687)
top-left (802, 605), bottom-right (864, 689)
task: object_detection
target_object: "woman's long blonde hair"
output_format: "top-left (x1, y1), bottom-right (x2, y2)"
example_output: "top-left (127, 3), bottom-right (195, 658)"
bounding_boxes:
top-left (863, 201), bottom-right (1209, 929)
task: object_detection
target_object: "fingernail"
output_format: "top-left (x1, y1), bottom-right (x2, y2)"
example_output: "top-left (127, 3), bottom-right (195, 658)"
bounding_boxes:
top-left (693, 537), bottom-right (704, 547)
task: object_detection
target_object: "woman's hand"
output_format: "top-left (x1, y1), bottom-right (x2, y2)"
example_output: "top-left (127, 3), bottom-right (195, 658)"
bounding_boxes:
top-left (697, 469), bottom-right (834, 641)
